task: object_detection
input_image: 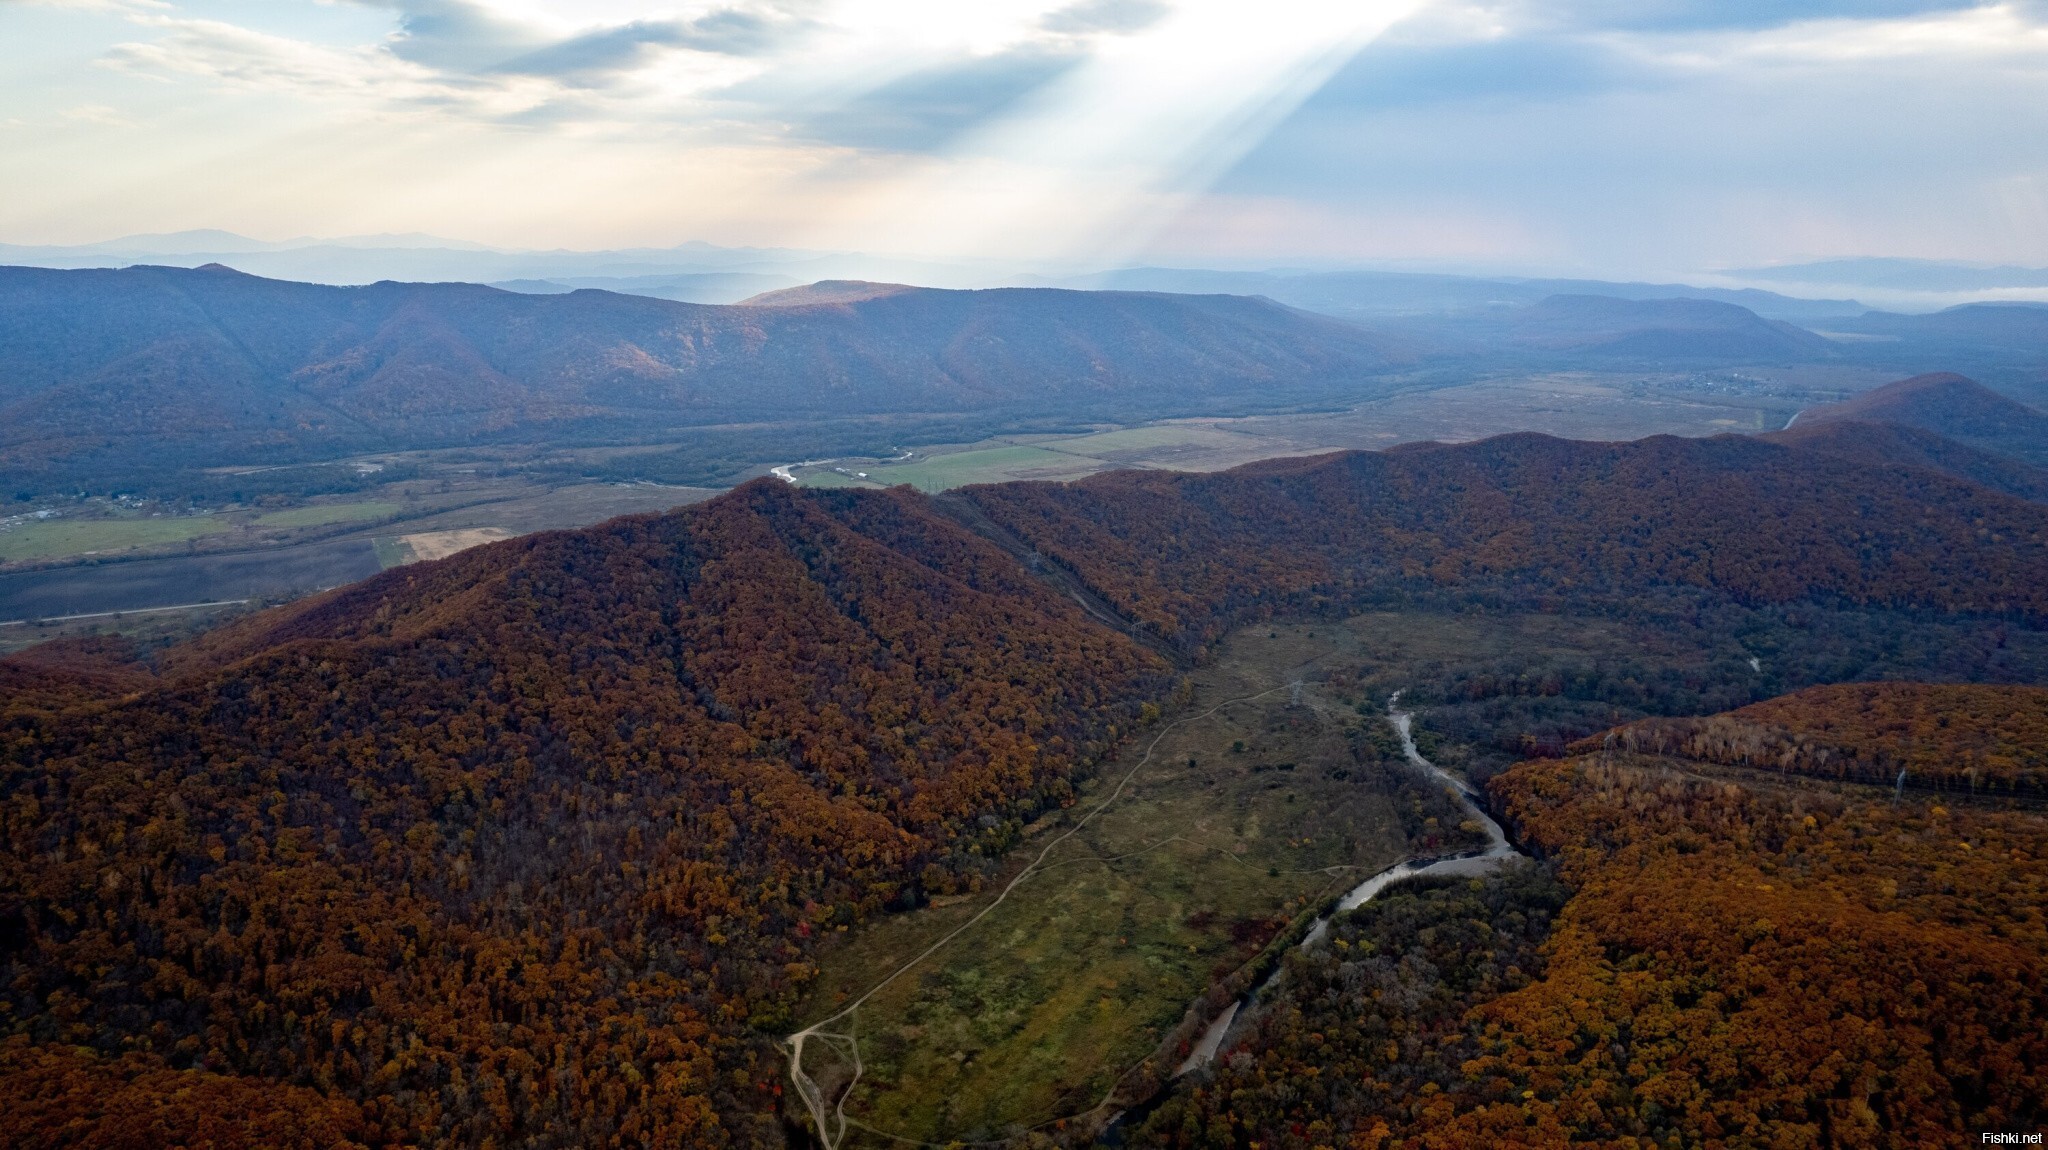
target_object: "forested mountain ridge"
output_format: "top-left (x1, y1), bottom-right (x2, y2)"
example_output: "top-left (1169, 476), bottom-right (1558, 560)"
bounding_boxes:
top-left (0, 264), bottom-right (1403, 477)
top-left (5, 432), bottom-right (2048, 1145)
top-left (0, 480), bottom-right (1169, 1147)
top-left (960, 430), bottom-right (2048, 650)
top-left (1134, 682), bottom-right (2048, 1148)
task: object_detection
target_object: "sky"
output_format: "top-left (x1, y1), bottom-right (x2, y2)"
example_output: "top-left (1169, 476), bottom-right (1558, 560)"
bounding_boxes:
top-left (3, 0), bottom-right (2047, 278)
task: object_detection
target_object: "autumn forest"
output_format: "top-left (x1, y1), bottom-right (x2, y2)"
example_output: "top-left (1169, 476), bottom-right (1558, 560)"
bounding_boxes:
top-left (5, 421), bottom-right (2048, 1148)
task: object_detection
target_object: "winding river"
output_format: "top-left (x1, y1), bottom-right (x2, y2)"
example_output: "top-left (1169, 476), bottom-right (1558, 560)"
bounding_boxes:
top-left (1175, 692), bottom-right (1524, 1076)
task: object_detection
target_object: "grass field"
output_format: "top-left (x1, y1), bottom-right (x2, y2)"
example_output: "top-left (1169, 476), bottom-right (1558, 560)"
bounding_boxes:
top-left (789, 423), bottom-right (1341, 493)
top-left (0, 516), bottom-right (229, 563)
top-left (253, 501), bottom-right (402, 528)
top-left (792, 623), bottom-right (1449, 1145)
top-left (800, 444), bottom-right (1105, 492)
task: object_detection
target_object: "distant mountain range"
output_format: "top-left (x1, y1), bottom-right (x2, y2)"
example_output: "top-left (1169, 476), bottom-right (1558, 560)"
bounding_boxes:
top-left (7, 257), bottom-right (2046, 490)
top-left (1734, 257), bottom-right (2048, 293)
top-left (1407, 293), bottom-right (1839, 363)
top-left (1046, 266), bottom-right (1866, 323)
top-left (1, 231), bottom-right (1875, 319)
top-left (0, 265), bottom-right (1405, 478)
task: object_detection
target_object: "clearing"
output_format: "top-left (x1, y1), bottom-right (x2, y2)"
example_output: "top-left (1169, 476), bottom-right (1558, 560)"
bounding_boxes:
top-left (786, 622), bottom-right (1463, 1146)
top-left (0, 516), bottom-right (229, 563)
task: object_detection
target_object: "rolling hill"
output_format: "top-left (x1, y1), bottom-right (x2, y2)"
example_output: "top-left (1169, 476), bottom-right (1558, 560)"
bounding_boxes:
top-left (1787, 371), bottom-right (2048, 465)
top-left (1765, 418), bottom-right (2048, 501)
top-left (5, 429), bottom-right (2048, 1145)
top-left (1499, 294), bottom-right (1838, 359)
top-left (0, 264), bottom-right (1406, 478)
top-left (1360, 293), bottom-right (1842, 367)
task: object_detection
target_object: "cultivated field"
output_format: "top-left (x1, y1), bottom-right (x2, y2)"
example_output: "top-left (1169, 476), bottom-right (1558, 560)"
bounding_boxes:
top-left (0, 515), bottom-right (229, 563)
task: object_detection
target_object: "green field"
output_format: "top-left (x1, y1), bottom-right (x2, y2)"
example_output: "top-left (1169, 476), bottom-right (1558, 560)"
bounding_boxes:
top-left (0, 516), bottom-right (229, 562)
top-left (252, 501), bottom-right (402, 528)
top-left (1041, 424), bottom-right (1248, 457)
top-left (790, 623), bottom-right (1470, 1146)
top-left (798, 445), bottom-right (1105, 492)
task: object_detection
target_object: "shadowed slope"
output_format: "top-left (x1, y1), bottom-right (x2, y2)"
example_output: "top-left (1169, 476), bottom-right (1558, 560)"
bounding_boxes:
top-left (1763, 418), bottom-right (2048, 502)
top-left (1792, 372), bottom-right (2048, 464)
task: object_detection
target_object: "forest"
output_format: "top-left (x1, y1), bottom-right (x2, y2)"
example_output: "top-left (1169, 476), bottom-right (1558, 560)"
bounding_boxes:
top-left (3, 430), bottom-right (2047, 1146)
top-left (960, 431), bottom-right (2048, 652)
top-left (1134, 683), bottom-right (2048, 1148)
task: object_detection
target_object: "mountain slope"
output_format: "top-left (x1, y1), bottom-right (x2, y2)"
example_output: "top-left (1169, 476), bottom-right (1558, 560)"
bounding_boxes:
top-left (0, 265), bottom-right (1405, 475)
top-left (1789, 371), bottom-right (2048, 465)
top-left (1764, 417), bottom-right (2048, 501)
top-left (5, 434), bottom-right (2048, 1144)
top-left (960, 431), bottom-right (2048, 649)
top-left (1, 480), bottom-right (1167, 1147)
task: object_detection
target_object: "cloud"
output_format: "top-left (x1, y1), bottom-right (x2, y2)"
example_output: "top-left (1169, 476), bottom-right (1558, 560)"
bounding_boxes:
top-left (1488, 0), bottom-right (1997, 35)
top-left (1040, 0), bottom-right (1171, 36)
top-left (368, 0), bottom-right (546, 73)
top-left (790, 46), bottom-right (1081, 151)
top-left (492, 12), bottom-right (786, 85)
top-left (1298, 35), bottom-right (1648, 112)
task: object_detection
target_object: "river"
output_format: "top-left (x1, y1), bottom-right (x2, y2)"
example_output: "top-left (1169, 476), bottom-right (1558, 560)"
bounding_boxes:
top-left (1174, 692), bottom-right (1523, 1076)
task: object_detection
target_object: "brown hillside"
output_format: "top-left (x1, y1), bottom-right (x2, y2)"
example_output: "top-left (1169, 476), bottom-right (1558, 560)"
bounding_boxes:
top-left (1793, 371), bottom-right (2048, 463)
top-left (7, 432), bottom-right (2048, 1144)
top-left (0, 480), bottom-right (1167, 1147)
top-left (1598, 681), bottom-right (2048, 793)
top-left (961, 431), bottom-right (2048, 649)
top-left (1764, 417), bottom-right (2048, 501)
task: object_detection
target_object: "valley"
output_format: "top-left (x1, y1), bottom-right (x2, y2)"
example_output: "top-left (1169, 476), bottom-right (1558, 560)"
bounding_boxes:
top-left (1, 275), bottom-right (2045, 1149)
top-left (10, 7), bottom-right (2048, 1144)
top-left (780, 601), bottom-right (2048, 1145)
top-left (787, 622), bottom-right (1450, 1146)
top-left (781, 367), bottom-right (1897, 492)
top-left (1, 363), bottom-right (1890, 628)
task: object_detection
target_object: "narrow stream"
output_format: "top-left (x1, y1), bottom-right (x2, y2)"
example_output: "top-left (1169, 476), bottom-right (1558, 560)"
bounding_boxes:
top-left (1174, 692), bottom-right (1524, 1077)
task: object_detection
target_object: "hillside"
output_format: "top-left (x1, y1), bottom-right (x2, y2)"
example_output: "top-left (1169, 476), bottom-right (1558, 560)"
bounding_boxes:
top-left (5, 434), bottom-right (2048, 1145)
top-left (0, 481), bottom-right (1168, 1147)
top-left (1608, 680), bottom-right (2048, 793)
top-left (959, 430), bottom-right (2048, 649)
top-left (1135, 682), bottom-right (2048, 1147)
top-left (1790, 371), bottom-right (2048, 465)
top-left (0, 265), bottom-right (1404, 478)
top-left (1763, 417), bottom-right (2048, 501)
